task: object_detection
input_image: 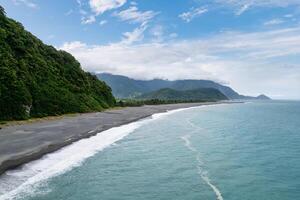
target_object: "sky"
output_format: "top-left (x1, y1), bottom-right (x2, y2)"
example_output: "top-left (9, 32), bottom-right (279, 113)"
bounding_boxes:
top-left (1, 0), bottom-right (300, 99)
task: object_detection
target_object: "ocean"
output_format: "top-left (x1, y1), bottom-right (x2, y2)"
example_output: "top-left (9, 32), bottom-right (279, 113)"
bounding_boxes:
top-left (0, 101), bottom-right (299, 200)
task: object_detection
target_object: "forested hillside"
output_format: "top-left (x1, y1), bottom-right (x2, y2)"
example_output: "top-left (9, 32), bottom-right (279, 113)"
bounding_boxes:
top-left (137, 88), bottom-right (228, 101)
top-left (0, 6), bottom-right (115, 120)
top-left (98, 73), bottom-right (271, 100)
top-left (97, 73), bottom-right (240, 99)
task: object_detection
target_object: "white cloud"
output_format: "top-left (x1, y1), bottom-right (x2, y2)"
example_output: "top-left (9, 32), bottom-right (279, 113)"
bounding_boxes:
top-left (99, 20), bottom-right (108, 26)
top-left (60, 27), bottom-right (300, 74)
top-left (150, 25), bottom-right (163, 37)
top-left (89, 0), bottom-right (127, 15)
top-left (284, 14), bottom-right (293, 18)
top-left (47, 34), bottom-right (55, 39)
top-left (65, 9), bottom-right (73, 16)
top-left (179, 7), bottom-right (208, 22)
top-left (81, 15), bottom-right (96, 24)
top-left (150, 25), bottom-right (164, 42)
top-left (60, 27), bottom-right (300, 99)
top-left (61, 41), bottom-right (87, 50)
top-left (77, 0), bottom-right (128, 24)
top-left (264, 19), bottom-right (284, 26)
top-left (199, 28), bottom-right (300, 59)
top-left (130, 1), bottom-right (137, 6)
top-left (60, 41), bottom-right (219, 81)
top-left (235, 4), bottom-right (250, 15)
top-left (77, 0), bottom-right (83, 7)
top-left (121, 22), bottom-right (148, 44)
top-left (12, 0), bottom-right (37, 8)
top-left (114, 6), bottom-right (158, 44)
top-left (169, 33), bottom-right (178, 38)
top-left (218, 0), bottom-right (300, 8)
top-left (114, 6), bottom-right (158, 24)
top-left (217, 0), bottom-right (300, 15)
top-left (79, 9), bottom-right (88, 15)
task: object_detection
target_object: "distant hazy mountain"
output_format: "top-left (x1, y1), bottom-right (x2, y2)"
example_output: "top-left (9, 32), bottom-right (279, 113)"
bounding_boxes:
top-left (97, 73), bottom-right (241, 99)
top-left (255, 94), bottom-right (271, 100)
top-left (137, 88), bottom-right (228, 101)
top-left (97, 73), bottom-right (270, 100)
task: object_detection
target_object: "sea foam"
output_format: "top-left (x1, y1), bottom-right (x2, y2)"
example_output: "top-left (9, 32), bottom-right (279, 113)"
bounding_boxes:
top-left (0, 122), bottom-right (142, 200)
top-left (181, 120), bottom-right (224, 200)
top-left (0, 105), bottom-right (204, 200)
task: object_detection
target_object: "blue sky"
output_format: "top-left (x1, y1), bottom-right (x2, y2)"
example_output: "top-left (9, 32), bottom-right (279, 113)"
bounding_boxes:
top-left (2, 0), bottom-right (300, 99)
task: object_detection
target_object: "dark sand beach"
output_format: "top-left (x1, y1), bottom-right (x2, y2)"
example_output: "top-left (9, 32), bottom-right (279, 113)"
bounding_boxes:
top-left (0, 102), bottom-right (232, 175)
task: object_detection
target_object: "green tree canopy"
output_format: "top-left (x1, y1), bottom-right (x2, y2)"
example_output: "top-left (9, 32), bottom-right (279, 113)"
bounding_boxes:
top-left (0, 6), bottom-right (115, 120)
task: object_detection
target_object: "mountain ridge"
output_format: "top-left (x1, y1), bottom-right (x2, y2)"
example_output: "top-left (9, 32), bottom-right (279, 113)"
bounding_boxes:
top-left (97, 73), bottom-right (270, 100)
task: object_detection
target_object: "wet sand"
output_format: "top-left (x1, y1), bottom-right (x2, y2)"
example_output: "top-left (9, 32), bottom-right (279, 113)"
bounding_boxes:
top-left (0, 102), bottom-right (228, 175)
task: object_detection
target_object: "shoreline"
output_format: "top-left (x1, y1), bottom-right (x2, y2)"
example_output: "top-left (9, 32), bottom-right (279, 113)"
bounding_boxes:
top-left (0, 102), bottom-right (238, 175)
top-left (0, 107), bottom-right (126, 129)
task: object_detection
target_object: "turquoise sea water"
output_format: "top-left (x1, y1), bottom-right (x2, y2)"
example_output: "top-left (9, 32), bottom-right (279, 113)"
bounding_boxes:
top-left (0, 101), bottom-right (299, 200)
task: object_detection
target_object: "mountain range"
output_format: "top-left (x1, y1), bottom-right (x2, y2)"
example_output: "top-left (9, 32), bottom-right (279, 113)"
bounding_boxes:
top-left (97, 73), bottom-right (271, 100)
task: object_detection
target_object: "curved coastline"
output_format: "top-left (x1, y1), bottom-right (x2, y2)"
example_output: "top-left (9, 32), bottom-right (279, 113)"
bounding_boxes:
top-left (0, 102), bottom-right (237, 176)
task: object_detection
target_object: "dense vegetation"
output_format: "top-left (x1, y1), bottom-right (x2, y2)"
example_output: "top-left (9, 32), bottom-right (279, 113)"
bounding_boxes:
top-left (116, 99), bottom-right (212, 107)
top-left (0, 7), bottom-right (115, 120)
top-left (137, 88), bottom-right (228, 101)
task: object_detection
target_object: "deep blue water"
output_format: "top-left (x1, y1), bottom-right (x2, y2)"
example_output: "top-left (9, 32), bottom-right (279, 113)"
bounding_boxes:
top-left (0, 101), bottom-right (299, 200)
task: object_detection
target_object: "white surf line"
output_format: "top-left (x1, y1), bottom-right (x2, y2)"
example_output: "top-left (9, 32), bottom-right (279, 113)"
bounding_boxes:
top-left (201, 174), bottom-right (224, 200)
top-left (181, 134), bottom-right (224, 200)
top-left (181, 135), bottom-right (197, 153)
top-left (186, 119), bottom-right (199, 130)
top-left (0, 122), bottom-right (144, 200)
top-left (185, 119), bottom-right (208, 133)
top-left (0, 105), bottom-right (207, 200)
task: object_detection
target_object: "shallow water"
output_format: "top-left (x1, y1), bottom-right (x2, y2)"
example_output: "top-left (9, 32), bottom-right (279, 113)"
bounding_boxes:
top-left (1, 101), bottom-right (299, 200)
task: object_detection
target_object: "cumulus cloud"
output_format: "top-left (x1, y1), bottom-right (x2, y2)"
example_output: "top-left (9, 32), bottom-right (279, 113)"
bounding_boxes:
top-left (114, 6), bottom-right (158, 24)
top-left (89, 0), bottom-right (127, 15)
top-left (60, 27), bottom-right (300, 98)
top-left (179, 7), bottom-right (208, 22)
top-left (60, 41), bottom-right (219, 81)
top-left (60, 27), bottom-right (300, 74)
